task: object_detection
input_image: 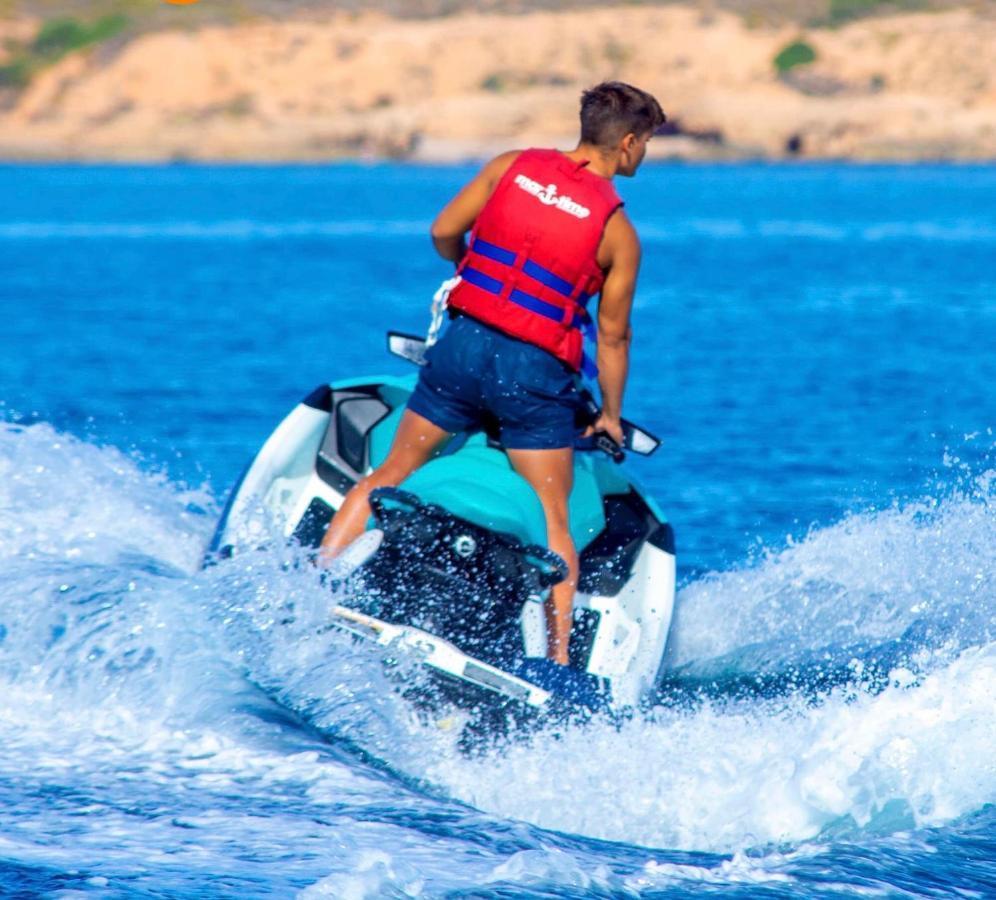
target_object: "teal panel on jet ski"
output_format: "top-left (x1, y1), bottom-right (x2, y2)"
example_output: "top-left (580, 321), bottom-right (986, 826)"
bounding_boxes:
top-left (332, 374), bottom-right (416, 394)
top-left (377, 378), bottom-right (417, 412)
top-left (590, 457), bottom-right (632, 497)
top-left (365, 376), bottom-right (418, 468)
top-left (369, 405), bottom-right (406, 469)
top-left (399, 443), bottom-right (606, 552)
top-left (569, 456), bottom-right (608, 551)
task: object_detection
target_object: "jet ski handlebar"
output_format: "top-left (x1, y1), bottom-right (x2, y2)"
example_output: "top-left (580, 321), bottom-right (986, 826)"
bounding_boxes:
top-left (575, 389), bottom-right (660, 463)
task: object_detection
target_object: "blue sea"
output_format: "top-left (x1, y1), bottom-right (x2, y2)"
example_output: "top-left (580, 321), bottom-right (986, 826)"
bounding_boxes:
top-left (0, 162), bottom-right (994, 897)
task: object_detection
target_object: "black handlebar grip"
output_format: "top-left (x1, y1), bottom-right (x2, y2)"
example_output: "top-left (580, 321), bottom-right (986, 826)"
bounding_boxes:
top-left (594, 433), bottom-right (625, 464)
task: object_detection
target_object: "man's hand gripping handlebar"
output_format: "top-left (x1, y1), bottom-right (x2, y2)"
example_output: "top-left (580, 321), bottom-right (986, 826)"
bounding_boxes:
top-left (574, 389), bottom-right (662, 463)
top-left (577, 391), bottom-right (626, 463)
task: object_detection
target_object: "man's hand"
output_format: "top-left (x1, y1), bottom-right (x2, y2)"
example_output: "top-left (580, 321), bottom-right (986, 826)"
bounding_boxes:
top-left (583, 413), bottom-right (625, 447)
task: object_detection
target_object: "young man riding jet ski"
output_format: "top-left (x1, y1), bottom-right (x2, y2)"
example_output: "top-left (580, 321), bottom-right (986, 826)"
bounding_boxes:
top-left (319, 81), bottom-right (665, 685)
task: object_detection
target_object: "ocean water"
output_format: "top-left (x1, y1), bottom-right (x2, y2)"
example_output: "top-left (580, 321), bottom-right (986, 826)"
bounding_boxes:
top-left (0, 162), bottom-right (994, 897)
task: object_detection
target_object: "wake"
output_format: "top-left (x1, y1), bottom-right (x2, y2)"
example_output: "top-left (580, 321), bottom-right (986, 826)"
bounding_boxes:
top-left (426, 475), bottom-right (996, 850)
top-left (1, 420), bottom-right (994, 854)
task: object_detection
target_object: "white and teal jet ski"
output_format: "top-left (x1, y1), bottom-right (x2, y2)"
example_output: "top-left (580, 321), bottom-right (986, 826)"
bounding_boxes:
top-left (207, 332), bottom-right (675, 714)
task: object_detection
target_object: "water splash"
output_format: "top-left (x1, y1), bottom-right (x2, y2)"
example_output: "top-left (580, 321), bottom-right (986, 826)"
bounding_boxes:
top-left (665, 478), bottom-right (996, 680)
top-left (424, 641), bottom-right (996, 851)
top-left (0, 420), bottom-right (210, 571)
top-left (421, 479), bottom-right (996, 852)
top-left (1, 421), bottom-right (994, 871)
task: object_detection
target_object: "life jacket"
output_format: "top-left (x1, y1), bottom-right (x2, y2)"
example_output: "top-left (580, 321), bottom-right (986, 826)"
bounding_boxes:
top-left (448, 148), bottom-right (623, 377)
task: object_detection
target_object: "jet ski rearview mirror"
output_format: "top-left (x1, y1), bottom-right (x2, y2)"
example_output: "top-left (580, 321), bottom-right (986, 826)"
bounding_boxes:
top-left (578, 387), bottom-right (661, 458)
top-left (623, 421), bottom-right (661, 457)
top-left (589, 424), bottom-right (661, 463)
top-left (387, 331), bottom-right (428, 366)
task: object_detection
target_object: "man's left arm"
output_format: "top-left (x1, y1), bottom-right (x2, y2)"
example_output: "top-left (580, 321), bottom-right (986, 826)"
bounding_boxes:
top-left (590, 210), bottom-right (640, 446)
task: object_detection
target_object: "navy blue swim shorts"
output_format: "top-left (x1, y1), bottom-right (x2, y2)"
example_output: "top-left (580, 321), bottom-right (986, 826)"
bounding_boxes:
top-left (407, 315), bottom-right (580, 450)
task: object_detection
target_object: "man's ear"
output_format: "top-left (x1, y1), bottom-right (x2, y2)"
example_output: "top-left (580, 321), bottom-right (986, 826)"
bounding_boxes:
top-left (620, 132), bottom-right (638, 153)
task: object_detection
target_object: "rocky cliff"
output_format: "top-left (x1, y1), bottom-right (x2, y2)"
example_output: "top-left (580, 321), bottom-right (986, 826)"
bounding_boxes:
top-left (1, 5), bottom-right (993, 161)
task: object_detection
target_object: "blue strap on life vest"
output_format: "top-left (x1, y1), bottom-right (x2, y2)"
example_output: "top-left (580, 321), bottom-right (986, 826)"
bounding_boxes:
top-left (471, 237), bottom-right (593, 305)
top-left (464, 238), bottom-right (599, 378)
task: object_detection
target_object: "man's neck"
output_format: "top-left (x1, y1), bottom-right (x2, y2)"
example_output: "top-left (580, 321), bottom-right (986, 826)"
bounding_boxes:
top-left (563, 143), bottom-right (618, 179)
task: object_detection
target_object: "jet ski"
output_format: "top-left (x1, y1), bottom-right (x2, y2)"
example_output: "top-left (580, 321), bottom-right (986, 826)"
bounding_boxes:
top-left (206, 331), bottom-right (675, 717)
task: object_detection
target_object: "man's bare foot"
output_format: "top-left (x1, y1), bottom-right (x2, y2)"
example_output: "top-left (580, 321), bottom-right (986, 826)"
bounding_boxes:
top-left (315, 529), bottom-right (384, 581)
top-left (314, 547), bottom-right (336, 569)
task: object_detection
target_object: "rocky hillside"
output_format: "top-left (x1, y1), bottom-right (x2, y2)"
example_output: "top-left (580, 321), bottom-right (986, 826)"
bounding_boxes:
top-left (0, 4), bottom-right (994, 161)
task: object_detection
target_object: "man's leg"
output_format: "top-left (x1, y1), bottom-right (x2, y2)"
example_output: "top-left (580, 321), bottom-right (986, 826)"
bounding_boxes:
top-left (318, 410), bottom-right (451, 563)
top-left (505, 447), bottom-right (576, 665)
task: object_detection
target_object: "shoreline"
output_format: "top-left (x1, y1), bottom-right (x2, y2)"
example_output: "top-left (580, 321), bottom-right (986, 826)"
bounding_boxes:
top-left (1, 5), bottom-right (994, 163)
top-left (4, 157), bottom-right (994, 171)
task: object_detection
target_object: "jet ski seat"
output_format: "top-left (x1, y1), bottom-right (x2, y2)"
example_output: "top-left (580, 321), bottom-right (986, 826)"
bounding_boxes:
top-left (401, 440), bottom-right (547, 547)
top-left (336, 382), bottom-right (608, 553)
top-left (401, 435), bottom-right (607, 553)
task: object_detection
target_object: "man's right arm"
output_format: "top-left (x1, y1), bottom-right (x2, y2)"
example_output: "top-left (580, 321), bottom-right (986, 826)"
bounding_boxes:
top-left (430, 151), bottom-right (519, 263)
top-left (591, 209), bottom-right (641, 446)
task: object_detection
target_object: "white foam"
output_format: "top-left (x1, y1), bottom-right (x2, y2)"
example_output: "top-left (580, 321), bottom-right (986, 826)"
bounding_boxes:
top-left (665, 480), bottom-right (996, 670)
top-left (1, 421), bottom-right (993, 872)
top-left (298, 851), bottom-right (426, 899)
top-left (420, 481), bottom-right (996, 852)
top-left (424, 643), bottom-right (996, 852)
top-left (0, 421), bottom-right (211, 572)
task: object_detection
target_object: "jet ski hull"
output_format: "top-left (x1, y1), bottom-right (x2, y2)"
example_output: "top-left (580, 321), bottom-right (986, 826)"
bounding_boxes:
top-left (207, 375), bottom-right (676, 713)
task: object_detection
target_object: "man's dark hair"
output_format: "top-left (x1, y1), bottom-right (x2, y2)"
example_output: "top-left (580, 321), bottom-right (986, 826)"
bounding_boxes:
top-left (580, 81), bottom-right (666, 148)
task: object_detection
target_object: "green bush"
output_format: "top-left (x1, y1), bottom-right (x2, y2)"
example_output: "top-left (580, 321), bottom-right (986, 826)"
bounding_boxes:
top-left (32, 14), bottom-right (127, 59)
top-left (480, 73), bottom-right (508, 93)
top-left (0, 57), bottom-right (32, 88)
top-left (825, 0), bottom-right (924, 25)
top-left (773, 39), bottom-right (817, 74)
top-left (32, 19), bottom-right (90, 57)
top-left (828, 0), bottom-right (884, 24)
top-left (89, 14), bottom-right (130, 44)
top-left (0, 14), bottom-right (128, 92)
top-left (828, 0), bottom-right (877, 24)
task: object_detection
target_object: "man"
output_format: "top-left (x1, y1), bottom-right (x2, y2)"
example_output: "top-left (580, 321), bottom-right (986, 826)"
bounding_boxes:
top-left (320, 81), bottom-right (664, 667)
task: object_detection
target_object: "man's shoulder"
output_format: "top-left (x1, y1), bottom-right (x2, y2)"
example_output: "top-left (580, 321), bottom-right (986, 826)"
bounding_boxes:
top-left (605, 206), bottom-right (638, 238)
top-left (486, 149), bottom-right (525, 177)
top-left (487, 147), bottom-right (566, 176)
top-left (601, 207), bottom-right (641, 261)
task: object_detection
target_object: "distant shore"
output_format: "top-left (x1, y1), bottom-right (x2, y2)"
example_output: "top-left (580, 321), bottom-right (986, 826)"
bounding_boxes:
top-left (1, 5), bottom-right (994, 162)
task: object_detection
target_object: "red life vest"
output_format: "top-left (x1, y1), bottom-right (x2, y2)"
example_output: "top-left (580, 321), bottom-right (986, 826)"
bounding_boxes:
top-left (448, 148), bottom-right (623, 375)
